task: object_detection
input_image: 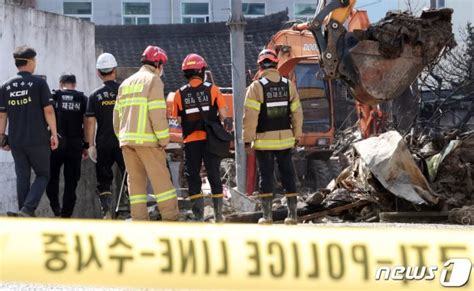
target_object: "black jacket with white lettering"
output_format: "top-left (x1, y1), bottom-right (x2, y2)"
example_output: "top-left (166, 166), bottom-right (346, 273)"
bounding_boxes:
top-left (256, 76), bottom-right (291, 133)
top-left (52, 89), bottom-right (87, 139)
top-left (86, 80), bottom-right (120, 148)
top-left (178, 82), bottom-right (219, 139)
top-left (0, 71), bottom-right (52, 147)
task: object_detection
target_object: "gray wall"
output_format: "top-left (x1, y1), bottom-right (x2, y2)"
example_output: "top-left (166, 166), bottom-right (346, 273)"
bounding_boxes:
top-left (0, 0), bottom-right (100, 215)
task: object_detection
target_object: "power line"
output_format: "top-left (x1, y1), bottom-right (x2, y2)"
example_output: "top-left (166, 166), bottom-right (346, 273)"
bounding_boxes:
top-left (357, 0), bottom-right (383, 9)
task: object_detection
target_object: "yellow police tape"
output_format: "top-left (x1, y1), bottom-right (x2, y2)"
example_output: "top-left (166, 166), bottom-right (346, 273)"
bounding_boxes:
top-left (0, 218), bottom-right (472, 290)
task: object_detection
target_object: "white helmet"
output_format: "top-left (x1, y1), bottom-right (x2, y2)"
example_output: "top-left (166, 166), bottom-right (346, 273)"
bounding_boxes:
top-left (96, 53), bottom-right (117, 72)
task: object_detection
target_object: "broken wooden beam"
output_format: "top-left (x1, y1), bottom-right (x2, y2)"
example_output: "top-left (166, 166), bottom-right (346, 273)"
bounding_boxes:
top-left (226, 200), bottom-right (371, 223)
top-left (297, 200), bottom-right (371, 222)
top-left (379, 211), bottom-right (450, 223)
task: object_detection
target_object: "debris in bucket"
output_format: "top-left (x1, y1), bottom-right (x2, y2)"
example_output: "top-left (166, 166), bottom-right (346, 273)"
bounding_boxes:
top-left (354, 9), bottom-right (456, 60)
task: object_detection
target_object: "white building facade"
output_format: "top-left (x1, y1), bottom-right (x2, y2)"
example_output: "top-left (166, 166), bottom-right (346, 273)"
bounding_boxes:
top-left (34, 0), bottom-right (321, 25)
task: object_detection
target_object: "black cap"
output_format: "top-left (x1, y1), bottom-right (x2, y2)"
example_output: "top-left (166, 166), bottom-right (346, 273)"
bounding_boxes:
top-left (13, 46), bottom-right (37, 60)
top-left (59, 73), bottom-right (76, 84)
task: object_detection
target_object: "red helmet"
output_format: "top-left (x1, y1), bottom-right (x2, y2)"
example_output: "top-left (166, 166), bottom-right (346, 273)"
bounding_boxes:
top-left (142, 45), bottom-right (168, 65)
top-left (257, 49), bottom-right (278, 64)
top-left (182, 53), bottom-right (208, 71)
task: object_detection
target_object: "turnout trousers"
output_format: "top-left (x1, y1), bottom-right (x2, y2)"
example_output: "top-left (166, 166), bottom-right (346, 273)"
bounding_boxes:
top-left (122, 145), bottom-right (178, 221)
top-left (184, 140), bottom-right (223, 199)
top-left (256, 148), bottom-right (297, 198)
top-left (184, 140), bottom-right (224, 221)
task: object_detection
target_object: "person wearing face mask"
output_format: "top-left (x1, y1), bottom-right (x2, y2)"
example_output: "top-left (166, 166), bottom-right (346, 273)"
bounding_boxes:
top-left (113, 45), bottom-right (178, 221)
top-left (0, 46), bottom-right (59, 217)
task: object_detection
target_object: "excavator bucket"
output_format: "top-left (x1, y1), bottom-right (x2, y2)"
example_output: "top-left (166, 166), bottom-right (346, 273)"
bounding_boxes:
top-left (349, 42), bottom-right (426, 105)
top-left (341, 9), bottom-right (456, 105)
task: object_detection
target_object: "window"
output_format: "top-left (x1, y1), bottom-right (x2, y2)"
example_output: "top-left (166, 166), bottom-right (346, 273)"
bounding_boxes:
top-left (182, 2), bottom-right (209, 24)
top-left (295, 63), bottom-right (324, 89)
top-left (431, 0), bottom-right (446, 8)
top-left (242, 3), bottom-right (265, 17)
top-left (123, 2), bottom-right (151, 25)
top-left (294, 63), bottom-right (331, 133)
top-left (294, 3), bottom-right (316, 21)
top-left (63, 1), bottom-right (92, 21)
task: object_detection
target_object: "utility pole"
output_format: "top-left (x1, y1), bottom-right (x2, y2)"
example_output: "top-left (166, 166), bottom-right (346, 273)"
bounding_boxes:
top-left (228, 0), bottom-right (247, 196)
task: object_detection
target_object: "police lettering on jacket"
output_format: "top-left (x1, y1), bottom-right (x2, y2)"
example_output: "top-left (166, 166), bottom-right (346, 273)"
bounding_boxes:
top-left (257, 77), bottom-right (291, 133)
top-left (86, 80), bottom-right (121, 148)
top-left (179, 82), bottom-right (218, 138)
top-left (96, 90), bottom-right (116, 106)
top-left (0, 71), bottom-right (53, 147)
top-left (5, 82), bottom-right (34, 106)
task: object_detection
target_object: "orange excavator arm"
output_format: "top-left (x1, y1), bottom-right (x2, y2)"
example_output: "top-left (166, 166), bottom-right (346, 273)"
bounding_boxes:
top-left (294, 0), bottom-right (454, 106)
top-left (293, 0), bottom-right (386, 138)
top-left (292, 0), bottom-right (454, 137)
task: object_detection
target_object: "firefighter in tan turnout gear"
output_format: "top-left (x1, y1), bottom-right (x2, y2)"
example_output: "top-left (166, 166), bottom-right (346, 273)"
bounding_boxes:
top-left (243, 49), bottom-right (303, 225)
top-left (113, 45), bottom-right (179, 221)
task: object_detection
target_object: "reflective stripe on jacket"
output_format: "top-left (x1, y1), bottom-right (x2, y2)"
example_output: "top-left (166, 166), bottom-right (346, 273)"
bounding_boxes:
top-left (242, 68), bottom-right (303, 151)
top-left (178, 81), bottom-right (219, 139)
top-left (113, 65), bottom-right (170, 147)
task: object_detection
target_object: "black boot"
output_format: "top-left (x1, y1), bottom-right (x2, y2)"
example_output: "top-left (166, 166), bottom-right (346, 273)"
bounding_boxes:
top-left (191, 196), bottom-right (204, 221)
top-left (52, 206), bottom-right (61, 217)
top-left (7, 210), bottom-right (35, 217)
top-left (213, 197), bottom-right (224, 222)
top-left (284, 196), bottom-right (298, 225)
top-left (258, 197), bottom-right (273, 224)
top-left (99, 192), bottom-right (113, 219)
top-left (116, 188), bottom-right (131, 219)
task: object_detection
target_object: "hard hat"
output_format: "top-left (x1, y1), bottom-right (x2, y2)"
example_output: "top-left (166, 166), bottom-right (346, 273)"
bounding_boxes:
top-left (257, 49), bottom-right (278, 64)
top-left (142, 45), bottom-right (168, 65)
top-left (96, 53), bottom-right (117, 72)
top-left (181, 53), bottom-right (208, 71)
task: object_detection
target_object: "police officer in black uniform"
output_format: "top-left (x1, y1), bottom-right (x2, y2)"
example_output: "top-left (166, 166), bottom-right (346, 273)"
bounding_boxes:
top-left (86, 53), bottom-right (127, 218)
top-left (0, 46), bottom-right (58, 217)
top-left (46, 74), bottom-right (88, 218)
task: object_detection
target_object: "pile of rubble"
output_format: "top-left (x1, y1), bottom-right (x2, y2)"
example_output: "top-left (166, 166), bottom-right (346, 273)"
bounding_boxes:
top-left (305, 129), bottom-right (473, 225)
top-left (225, 129), bottom-right (473, 225)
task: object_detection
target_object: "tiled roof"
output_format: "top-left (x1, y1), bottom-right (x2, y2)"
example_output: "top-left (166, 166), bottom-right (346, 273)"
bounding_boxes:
top-left (95, 11), bottom-right (289, 93)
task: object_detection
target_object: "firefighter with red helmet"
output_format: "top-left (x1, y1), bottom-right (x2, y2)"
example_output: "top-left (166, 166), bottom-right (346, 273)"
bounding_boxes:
top-left (171, 53), bottom-right (232, 222)
top-left (113, 45), bottom-right (178, 221)
top-left (243, 48), bottom-right (303, 224)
